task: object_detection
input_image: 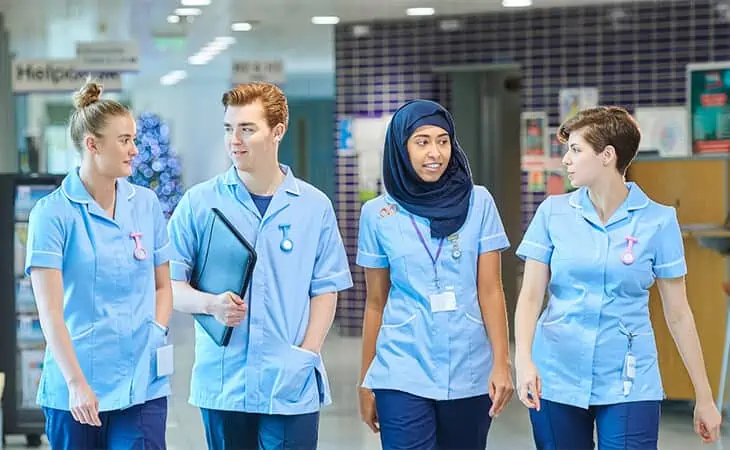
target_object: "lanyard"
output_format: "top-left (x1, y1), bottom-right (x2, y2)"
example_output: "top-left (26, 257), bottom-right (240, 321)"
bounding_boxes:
top-left (409, 216), bottom-right (445, 289)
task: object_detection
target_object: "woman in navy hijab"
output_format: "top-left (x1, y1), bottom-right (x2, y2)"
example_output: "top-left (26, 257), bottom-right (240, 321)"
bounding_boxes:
top-left (356, 99), bottom-right (514, 449)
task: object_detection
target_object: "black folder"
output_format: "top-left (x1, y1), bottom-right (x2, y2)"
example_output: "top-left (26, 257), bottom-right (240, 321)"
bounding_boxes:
top-left (191, 208), bottom-right (257, 346)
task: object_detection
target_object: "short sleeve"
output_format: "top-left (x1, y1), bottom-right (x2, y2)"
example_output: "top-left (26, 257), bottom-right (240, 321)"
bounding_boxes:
top-left (478, 190), bottom-right (510, 254)
top-left (516, 197), bottom-right (554, 264)
top-left (25, 202), bottom-right (65, 275)
top-left (152, 195), bottom-right (173, 267)
top-left (653, 208), bottom-right (687, 279)
top-left (309, 202), bottom-right (354, 297)
top-left (356, 202), bottom-right (389, 268)
top-left (166, 192), bottom-right (197, 282)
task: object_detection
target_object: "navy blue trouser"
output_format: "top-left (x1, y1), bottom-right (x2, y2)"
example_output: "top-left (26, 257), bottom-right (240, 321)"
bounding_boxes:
top-left (373, 389), bottom-right (494, 450)
top-left (200, 408), bottom-right (319, 450)
top-left (43, 397), bottom-right (167, 450)
top-left (529, 399), bottom-right (661, 450)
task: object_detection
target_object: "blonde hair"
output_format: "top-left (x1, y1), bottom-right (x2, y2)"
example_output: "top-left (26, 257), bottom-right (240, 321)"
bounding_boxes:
top-left (69, 78), bottom-right (130, 153)
top-left (221, 82), bottom-right (289, 129)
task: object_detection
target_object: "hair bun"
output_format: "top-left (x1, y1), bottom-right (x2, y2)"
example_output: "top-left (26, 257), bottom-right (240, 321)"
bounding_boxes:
top-left (73, 78), bottom-right (103, 109)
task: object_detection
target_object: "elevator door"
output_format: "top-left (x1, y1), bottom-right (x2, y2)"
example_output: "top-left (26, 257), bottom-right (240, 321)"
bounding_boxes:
top-left (438, 65), bottom-right (523, 332)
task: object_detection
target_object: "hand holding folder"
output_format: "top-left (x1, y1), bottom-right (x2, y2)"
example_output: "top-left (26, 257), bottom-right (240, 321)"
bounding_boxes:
top-left (207, 291), bottom-right (248, 326)
top-left (191, 208), bottom-right (257, 346)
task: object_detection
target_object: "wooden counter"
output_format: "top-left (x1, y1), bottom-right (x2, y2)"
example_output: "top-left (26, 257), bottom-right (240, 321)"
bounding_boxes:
top-left (628, 157), bottom-right (729, 401)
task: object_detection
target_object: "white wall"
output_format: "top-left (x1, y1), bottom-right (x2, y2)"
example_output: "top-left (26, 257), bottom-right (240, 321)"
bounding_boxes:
top-left (3, 0), bottom-right (334, 184)
top-left (131, 72), bottom-right (232, 188)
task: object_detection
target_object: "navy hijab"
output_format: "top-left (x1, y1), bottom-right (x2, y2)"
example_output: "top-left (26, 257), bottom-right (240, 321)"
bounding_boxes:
top-left (382, 99), bottom-right (473, 239)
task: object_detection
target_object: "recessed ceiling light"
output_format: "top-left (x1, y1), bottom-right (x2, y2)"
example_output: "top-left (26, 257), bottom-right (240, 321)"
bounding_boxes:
top-left (406, 7), bottom-right (435, 16)
top-left (174, 7), bottom-right (202, 16)
top-left (311, 16), bottom-right (340, 25)
top-left (167, 15), bottom-right (180, 24)
top-left (181, 0), bottom-right (211, 5)
top-left (439, 19), bottom-right (461, 31)
top-left (231, 22), bottom-right (253, 32)
top-left (352, 25), bottom-right (370, 37)
top-left (502, 0), bottom-right (532, 7)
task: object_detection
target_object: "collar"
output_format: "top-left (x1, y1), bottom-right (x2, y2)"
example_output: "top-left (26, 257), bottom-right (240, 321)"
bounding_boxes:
top-left (61, 167), bottom-right (136, 205)
top-left (568, 181), bottom-right (649, 228)
top-left (223, 164), bottom-right (301, 196)
top-left (568, 182), bottom-right (649, 211)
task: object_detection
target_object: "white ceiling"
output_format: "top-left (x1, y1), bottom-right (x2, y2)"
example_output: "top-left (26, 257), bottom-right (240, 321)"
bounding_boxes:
top-left (142, 0), bottom-right (647, 76)
top-left (0, 0), bottom-right (669, 87)
top-left (222, 0), bottom-right (642, 24)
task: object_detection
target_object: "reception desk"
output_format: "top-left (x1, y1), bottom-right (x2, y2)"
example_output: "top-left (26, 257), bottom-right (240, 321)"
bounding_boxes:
top-left (628, 156), bottom-right (730, 402)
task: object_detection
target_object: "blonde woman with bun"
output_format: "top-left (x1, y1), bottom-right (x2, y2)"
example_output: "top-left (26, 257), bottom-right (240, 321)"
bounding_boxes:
top-left (24, 78), bottom-right (174, 449)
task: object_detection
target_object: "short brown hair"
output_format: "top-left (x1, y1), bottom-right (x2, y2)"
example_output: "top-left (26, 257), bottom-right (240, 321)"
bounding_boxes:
top-left (69, 77), bottom-right (130, 154)
top-left (221, 82), bottom-right (289, 130)
top-left (557, 106), bottom-right (641, 175)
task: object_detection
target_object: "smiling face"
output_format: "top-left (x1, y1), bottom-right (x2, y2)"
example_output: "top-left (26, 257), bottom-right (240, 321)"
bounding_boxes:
top-left (406, 125), bottom-right (452, 182)
top-left (223, 100), bottom-right (284, 173)
top-left (83, 113), bottom-right (138, 178)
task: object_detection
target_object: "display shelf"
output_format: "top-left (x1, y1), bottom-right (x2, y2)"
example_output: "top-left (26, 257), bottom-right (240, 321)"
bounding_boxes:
top-left (1, 175), bottom-right (63, 445)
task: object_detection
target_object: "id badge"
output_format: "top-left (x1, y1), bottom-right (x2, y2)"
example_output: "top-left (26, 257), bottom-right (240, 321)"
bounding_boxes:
top-left (429, 288), bottom-right (457, 313)
top-left (622, 351), bottom-right (636, 396)
top-left (625, 353), bottom-right (636, 379)
top-left (156, 344), bottom-right (174, 377)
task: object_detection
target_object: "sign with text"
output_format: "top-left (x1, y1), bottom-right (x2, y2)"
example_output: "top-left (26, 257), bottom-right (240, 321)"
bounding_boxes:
top-left (688, 62), bottom-right (730, 154)
top-left (75, 41), bottom-right (139, 72)
top-left (232, 60), bottom-right (285, 84)
top-left (12, 60), bottom-right (123, 93)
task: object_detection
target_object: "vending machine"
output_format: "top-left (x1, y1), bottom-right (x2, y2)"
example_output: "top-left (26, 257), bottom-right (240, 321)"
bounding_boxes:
top-left (0, 174), bottom-right (63, 447)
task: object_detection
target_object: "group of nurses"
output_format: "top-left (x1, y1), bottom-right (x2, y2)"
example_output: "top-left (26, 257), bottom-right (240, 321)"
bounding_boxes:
top-left (24, 77), bottom-right (722, 450)
top-left (357, 100), bottom-right (514, 450)
top-left (356, 101), bottom-right (722, 449)
top-left (514, 106), bottom-right (722, 448)
top-left (166, 82), bottom-right (353, 450)
top-left (26, 79), bottom-right (173, 449)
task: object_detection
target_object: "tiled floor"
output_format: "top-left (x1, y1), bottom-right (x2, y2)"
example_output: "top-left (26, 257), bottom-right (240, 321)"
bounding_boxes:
top-left (4, 311), bottom-right (730, 449)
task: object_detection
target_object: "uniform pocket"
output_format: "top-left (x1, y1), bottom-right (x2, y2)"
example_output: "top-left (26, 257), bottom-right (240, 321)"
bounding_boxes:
top-left (149, 319), bottom-right (169, 380)
top-left (465, 312), bottom-right (483, 325)
top-left (71, 325), bottom-right (95, 384)
top-left (463, 310), bottom-right (491, 386)
top-left (270, 346), bottom-right (322, 407)
top-left (381, 313), bottom-right (416, 329)
top-left (541, 285), bottom-right (586, 329)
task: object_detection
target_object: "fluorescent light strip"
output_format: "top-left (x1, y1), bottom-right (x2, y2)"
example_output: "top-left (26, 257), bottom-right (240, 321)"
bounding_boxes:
top-left (232, 22), bottom-right (252, 31)
top-left (311, 16), bottom-right (340, 25)
top-left (174, 7), bottom-right (202, 16)
top-left (406, 7), bottom-right (435, 16)
top-left (502, 0), bottom-right (532, 7)
top-left (188, 36), bottom-right (235, 65)
top-left (160, 70), bottom-right (187, 86)
top-left (181, 0), bottom-right (211, 5)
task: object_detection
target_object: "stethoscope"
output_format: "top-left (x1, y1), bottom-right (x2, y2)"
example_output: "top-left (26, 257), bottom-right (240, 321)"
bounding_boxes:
top-left (130, 232), bottom-right (147, 261)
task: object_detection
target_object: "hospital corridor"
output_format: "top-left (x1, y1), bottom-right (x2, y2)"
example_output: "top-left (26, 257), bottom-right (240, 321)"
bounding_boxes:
top-left (3, 0), bottom-right (730, 449)
top-left (6, 309), bottom-right (726, 449)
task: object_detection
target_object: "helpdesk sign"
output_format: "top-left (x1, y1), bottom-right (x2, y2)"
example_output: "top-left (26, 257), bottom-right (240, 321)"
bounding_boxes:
top-left (12, 60), bottom-right (122, 94)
